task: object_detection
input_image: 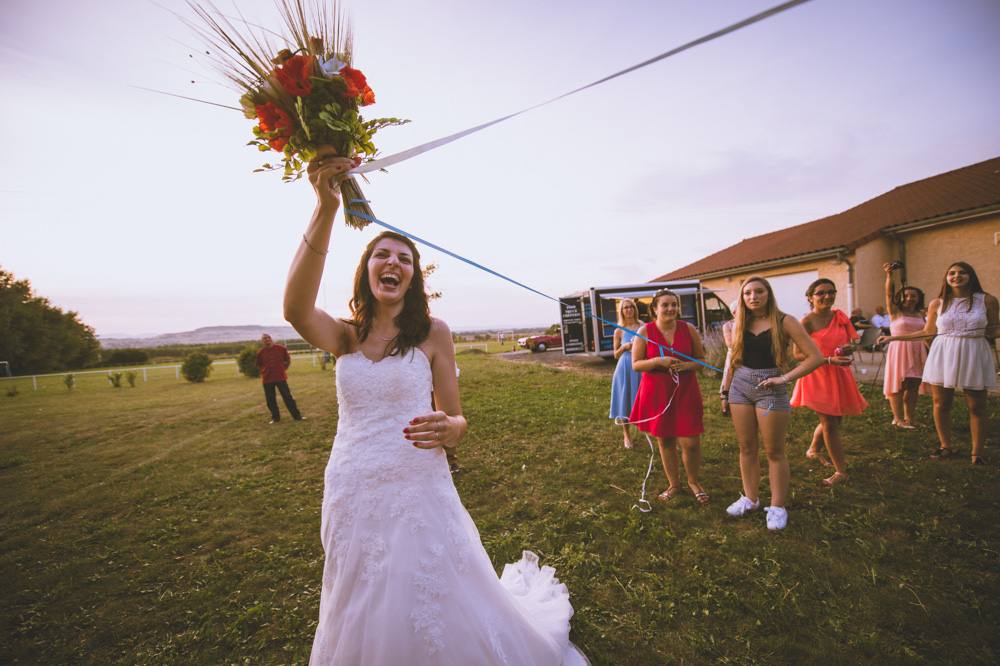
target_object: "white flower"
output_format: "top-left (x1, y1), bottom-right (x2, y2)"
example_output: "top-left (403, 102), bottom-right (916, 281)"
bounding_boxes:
top-left (319, 55), bottom-right (347, 77)
top-left (239, 93), bottom-right (258, 119)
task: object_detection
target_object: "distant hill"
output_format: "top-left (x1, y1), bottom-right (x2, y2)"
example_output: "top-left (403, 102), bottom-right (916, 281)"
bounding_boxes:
top-left (99, 325), bottom-right (302, 349)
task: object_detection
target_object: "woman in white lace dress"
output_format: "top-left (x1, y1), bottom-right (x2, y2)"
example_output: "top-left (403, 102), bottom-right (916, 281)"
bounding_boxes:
top-left (879, 262), bottom-right (998, 465)
top-left (283, 147), bottom-right (589, 665)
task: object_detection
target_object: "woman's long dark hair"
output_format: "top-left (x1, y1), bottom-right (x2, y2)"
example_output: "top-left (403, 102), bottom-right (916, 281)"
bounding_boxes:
top-left (893, 285), bottom-right (925, 313)
top-left (805, 278), bottom-right (837, 309)
top-left (348, 231), bottom-right (431, 357)
top-left (938, 261), bottom-right (984, 314)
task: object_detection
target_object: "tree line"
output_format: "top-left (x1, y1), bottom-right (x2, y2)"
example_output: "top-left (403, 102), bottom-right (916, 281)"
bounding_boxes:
top-left (0, 268), bottom-right (100, 375)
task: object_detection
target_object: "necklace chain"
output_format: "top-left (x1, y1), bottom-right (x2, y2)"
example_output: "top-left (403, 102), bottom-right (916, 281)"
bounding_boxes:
top-left (373, 327), bottom-right (398, 342)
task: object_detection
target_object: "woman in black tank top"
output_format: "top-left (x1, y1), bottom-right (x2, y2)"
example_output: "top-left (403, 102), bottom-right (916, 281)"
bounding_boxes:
top-left (721, 277), bottom-right (823, 530)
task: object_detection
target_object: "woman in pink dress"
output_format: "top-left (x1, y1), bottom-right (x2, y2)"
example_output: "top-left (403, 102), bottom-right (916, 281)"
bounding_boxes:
top-left (790, 279), bottom-right (868, 485)
top-left (630, 289), bottom-right (709, 505)
top-left (881, 262), bottom-right (929, 429)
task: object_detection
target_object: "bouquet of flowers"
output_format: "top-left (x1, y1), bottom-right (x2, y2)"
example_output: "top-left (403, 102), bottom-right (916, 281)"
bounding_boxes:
top-left (186, 0), bottom-right (408, 228)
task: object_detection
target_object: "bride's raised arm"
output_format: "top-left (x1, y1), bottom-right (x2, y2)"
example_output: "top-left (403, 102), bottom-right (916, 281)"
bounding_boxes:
top-left (283, 148), bottom-right (356, 357)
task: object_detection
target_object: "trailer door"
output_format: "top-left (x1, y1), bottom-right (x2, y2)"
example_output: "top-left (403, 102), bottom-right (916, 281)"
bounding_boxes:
top-left (560, 296), bottom-right (588, 355)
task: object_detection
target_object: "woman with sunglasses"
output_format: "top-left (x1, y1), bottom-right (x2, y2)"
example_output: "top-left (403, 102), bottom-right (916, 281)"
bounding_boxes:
top-left (790, 279), bottom-right (868, 485)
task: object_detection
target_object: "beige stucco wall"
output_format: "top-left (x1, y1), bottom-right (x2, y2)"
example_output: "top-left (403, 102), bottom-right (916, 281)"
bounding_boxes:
top-left (698, 211), bottom-right (999, 320)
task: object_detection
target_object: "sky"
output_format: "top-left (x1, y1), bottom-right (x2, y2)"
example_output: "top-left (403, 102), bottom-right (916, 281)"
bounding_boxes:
top-left (2, 0), bottom-right (999, 339)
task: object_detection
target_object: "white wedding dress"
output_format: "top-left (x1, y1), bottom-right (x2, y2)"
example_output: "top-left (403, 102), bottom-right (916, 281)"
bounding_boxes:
top-left (310, 348), bottom-right (589, 665)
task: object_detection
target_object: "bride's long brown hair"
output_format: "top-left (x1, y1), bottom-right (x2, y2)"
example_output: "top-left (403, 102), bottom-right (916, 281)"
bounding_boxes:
top-left (347, 231), bottom-right (431, 357)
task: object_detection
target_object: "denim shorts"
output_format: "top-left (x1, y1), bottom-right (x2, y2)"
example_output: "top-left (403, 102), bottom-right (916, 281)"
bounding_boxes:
top-left (729, 366), bottom-right (791, 411)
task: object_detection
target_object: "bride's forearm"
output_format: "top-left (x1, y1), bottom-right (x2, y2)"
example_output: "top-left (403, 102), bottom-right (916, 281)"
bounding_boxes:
top-left (284, 200), bottom-right (339, 324)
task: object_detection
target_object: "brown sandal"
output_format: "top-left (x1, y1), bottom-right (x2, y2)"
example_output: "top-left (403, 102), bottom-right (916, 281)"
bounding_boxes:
top-left (822, 472), bottom-right (849, 486)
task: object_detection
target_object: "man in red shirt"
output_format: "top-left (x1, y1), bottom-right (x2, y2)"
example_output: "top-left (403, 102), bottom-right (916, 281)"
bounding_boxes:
top-left (254, 333), bottom-right (304, 423)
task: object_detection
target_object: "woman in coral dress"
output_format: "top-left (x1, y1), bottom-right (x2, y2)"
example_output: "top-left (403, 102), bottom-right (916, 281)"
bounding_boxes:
top-left (879, 262), bottom-right (999, 465)
top-left (880, 262), bottom-right (929, 428)
top-left (609, 298), bottom-right (644, 449)
top-left (285, 148), bottom-right (589, 665)
top-left (791, 279), bottom-right (868, 485)
top-left (629, 289), bottom-right (709, 504)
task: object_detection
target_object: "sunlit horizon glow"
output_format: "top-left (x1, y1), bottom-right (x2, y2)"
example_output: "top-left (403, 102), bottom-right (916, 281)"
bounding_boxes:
top-left (2, 0), bottom-right (998, 338)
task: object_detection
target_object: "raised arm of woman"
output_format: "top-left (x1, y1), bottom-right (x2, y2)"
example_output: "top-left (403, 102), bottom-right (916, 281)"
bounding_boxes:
top-left (406, 318), bottom-right (468, 450)
top-left (884, 263), bottom-right (899, 317)
top-left (283, 152), bottom-right (356, 357)
top-left (878, 299), bottom-right (940, 345)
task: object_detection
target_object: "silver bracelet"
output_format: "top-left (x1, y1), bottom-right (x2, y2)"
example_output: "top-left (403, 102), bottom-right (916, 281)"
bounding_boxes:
top-left (302, 234), bottom-right (329, 255)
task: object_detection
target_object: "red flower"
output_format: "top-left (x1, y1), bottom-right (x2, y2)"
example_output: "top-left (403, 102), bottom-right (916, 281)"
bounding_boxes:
top-left (361, 85), bottom-right (375, 106)
top-left (275, 54), bottom-right (315, 97)
top-left (340, 66), bottom-right (368, 98)
top-left (255, 102), bottom-right (294, 152)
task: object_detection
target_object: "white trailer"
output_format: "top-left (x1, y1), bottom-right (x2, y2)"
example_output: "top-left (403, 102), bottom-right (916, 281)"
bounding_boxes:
top-left (559, 281), bottom-right (733, 358)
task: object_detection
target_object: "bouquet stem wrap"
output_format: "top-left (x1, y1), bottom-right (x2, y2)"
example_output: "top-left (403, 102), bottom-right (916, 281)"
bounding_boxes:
top-left (340, 177), bottom-right (373, 230)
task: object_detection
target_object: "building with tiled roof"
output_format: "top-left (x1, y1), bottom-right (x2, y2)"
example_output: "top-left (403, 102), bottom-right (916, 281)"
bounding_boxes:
top-left (653, 156), bottom-right (1000, 320)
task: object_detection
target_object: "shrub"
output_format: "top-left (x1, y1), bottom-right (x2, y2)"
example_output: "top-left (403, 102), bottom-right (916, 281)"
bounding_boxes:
top-left (701, 328), bottom-right (729, 379)
top-left (237, 346), bottom-right (262, 379)
top-left (106, 349), bottom-right (150, 366)
top-left (125, 371), bottom-right (138, 388)
top-left (6, 384), bottom-right (18, 397)
top-left (108, 372), bottom-right (124, 388)
top-left (63, 374), bottom-right (74, 391)
top-left (181, 353), bottom-right (214, 383)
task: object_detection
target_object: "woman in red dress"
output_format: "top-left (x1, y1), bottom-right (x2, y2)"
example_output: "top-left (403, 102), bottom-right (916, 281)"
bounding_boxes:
top-left (630, 289), bottom-right (709, 504)
top-left (790, 279), bottom-right (868, 485)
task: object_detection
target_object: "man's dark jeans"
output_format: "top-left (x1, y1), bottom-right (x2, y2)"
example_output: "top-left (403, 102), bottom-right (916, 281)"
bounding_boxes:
top-left (263, 380), bottom-right (301, 421)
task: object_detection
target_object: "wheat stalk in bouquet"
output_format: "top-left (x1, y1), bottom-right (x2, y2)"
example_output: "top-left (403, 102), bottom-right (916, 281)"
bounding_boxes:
top-left (185, 0), bottom-right (408, 228)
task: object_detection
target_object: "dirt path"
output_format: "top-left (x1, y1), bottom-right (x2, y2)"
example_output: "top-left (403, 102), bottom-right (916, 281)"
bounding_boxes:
top-left (492, 349), bottom-right (616, 376)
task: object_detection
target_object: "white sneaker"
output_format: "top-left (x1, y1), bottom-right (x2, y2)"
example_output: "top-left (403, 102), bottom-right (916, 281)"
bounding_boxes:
top-left (765, 506), bottom-right (788, 530)
top-left (726, 494), bottom-right (760, 516)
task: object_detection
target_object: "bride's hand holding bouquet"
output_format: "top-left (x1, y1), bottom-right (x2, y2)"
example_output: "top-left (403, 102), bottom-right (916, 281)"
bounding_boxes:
top-left (306, 147), bottom-right (354, 211)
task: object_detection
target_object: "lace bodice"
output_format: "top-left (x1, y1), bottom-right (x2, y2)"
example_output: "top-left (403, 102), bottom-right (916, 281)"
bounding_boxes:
top-left (937, 293), bottom-right (987, 338)
top-left (330, 348), bottom-right (443, 476)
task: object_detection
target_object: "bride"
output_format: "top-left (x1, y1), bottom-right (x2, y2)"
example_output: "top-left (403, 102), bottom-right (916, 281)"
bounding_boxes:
top-left (283, 147), bottom-right (589, 665)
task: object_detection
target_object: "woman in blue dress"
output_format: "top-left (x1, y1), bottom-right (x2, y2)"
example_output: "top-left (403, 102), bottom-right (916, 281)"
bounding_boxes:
top-left (609, 298), bottom-right (644, 448)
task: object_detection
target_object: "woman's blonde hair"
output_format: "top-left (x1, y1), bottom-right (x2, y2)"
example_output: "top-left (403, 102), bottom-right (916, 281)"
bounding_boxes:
top-left (617, 298), bottom-right (640, 327)
top-left (730, 276), bottom-right (792, 371)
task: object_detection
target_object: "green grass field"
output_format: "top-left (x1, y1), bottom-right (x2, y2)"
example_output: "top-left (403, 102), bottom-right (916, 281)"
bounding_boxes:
top-left (2, 354), bottom-right (998, 664)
